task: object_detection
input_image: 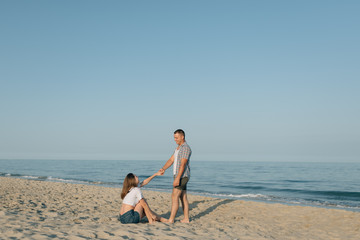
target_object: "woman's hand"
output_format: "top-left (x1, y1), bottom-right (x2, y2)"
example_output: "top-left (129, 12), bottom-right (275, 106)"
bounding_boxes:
top-left (155, 170), bottom-right (164, 176)
top-left (148, 214), bottom-right (157, 224)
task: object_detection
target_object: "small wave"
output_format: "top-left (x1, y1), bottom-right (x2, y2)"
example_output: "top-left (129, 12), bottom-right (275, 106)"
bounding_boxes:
top-left (188, 191), bottom-right (360, 211)
top-left (2, 173), bottom-right (97, 185)
top-left (7, 173), bottom-right (22, 177)
top-left (229, 184), bottom-right (360, 201)
top-left (191, 192), bottom-right (271, 201)
top-left (215, 193), bottom-right (269, 199)
top-left (48, 177), bottom-right (91, 185)
top-left (277, 188), bottom-right (360, 199)
top-left (19, 175), bottom-right (49, 180)
top-left (23, 175), bottom-right (41, 179)
top-left (46, 177), bottom-right (117, 186)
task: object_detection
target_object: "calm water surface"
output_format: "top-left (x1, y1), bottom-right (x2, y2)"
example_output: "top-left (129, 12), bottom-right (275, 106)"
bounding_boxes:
top-left (1, 160), bottom-right (359, 211)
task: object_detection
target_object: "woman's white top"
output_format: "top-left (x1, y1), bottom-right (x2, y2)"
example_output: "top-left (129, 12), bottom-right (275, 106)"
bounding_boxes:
top-left (122, 187), bottom-right (143, 207)
top-left (173, 148), bottom-right (180, 175)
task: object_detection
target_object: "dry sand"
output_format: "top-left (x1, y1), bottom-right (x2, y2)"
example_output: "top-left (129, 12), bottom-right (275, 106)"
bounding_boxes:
top-left (1, 177), bottom-right (359, 239)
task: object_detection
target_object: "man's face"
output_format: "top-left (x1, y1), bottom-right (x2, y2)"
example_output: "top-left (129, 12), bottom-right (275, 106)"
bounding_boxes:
top-left (174, 133), bottom-right (184, 145)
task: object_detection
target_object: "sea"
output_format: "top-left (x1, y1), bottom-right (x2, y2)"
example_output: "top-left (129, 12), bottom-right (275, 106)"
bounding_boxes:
top-left (1, 159), bottom-right (359, 212)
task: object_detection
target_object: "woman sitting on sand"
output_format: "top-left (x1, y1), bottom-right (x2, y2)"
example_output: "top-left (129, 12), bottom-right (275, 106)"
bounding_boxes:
top-left (119, 172), bottom-right (166, 224)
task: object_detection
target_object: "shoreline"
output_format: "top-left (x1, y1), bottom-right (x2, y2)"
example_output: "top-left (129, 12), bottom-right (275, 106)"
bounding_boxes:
top-left (3, 174), bottom-right (360, 213)
top-left (1, 176), bottom-right (360, 239)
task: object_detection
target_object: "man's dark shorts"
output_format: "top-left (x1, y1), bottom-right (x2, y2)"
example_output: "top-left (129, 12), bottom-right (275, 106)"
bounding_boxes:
top-left (174, 177), bottom-right (189, 191)
top-left (119, 210), bottom-right (140, 224)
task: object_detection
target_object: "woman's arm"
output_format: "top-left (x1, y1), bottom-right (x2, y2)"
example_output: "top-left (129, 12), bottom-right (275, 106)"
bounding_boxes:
top-left (139, 198), bottom-right (156, 224)
top-left (140, 171), bottom-right (162, 187)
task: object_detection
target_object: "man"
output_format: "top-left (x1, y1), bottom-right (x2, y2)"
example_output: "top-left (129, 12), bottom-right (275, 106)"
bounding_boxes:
top-left (159, 129), bottom-right (191, 223)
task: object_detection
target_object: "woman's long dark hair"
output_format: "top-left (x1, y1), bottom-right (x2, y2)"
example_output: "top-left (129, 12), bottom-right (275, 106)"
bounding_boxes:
top-left (121, 173), bottom-right (138, 199)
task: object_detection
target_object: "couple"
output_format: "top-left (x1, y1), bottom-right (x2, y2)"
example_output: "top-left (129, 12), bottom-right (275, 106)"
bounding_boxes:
top-left (119, 129), bottom-right (191, 224)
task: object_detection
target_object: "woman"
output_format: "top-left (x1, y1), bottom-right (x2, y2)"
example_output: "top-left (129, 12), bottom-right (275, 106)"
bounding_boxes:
top-left (119, 171), bottom-right (166, 224)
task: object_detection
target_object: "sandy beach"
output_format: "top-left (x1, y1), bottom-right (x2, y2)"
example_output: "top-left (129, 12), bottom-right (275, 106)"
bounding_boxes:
top-left (1, 177), bottom-right (359, 240)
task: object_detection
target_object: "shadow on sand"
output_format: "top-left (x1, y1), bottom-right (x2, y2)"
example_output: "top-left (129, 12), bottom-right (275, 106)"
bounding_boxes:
top-left (159, 199), bottom-right (235, 221)
top-left (190, 199), bottom-right (234, 220)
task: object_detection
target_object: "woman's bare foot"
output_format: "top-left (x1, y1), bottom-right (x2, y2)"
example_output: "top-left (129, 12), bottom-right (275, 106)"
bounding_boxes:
top-left (162, 219), bottom-right (174, 223)
top-left (180, 218), bottom-right (190, 223)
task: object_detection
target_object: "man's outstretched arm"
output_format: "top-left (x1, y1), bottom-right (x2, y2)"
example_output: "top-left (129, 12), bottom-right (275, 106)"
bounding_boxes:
top-left (159, 154), bottom-right (175, 174)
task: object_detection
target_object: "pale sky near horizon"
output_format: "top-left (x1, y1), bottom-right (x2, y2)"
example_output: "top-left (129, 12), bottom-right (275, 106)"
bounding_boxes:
top-left (1, 1), bottom-right (359, 162)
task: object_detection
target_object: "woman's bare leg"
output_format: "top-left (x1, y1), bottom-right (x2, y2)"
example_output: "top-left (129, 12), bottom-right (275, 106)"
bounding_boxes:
top-left (135, 198), bottom-right (167, 223)
top-left (134, 202), bottom-right (145, 219)
top-left (150, 210), bottom-right (167, 222)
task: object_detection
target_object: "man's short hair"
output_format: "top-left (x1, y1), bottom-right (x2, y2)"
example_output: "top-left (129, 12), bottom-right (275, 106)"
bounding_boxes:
top-left (174, 129), bottom-right (185, 138)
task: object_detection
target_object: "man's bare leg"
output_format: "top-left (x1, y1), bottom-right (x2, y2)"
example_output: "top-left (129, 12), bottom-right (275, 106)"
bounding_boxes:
top-left (180, 190), bottom-right (190, 223)
top-left (168, 188), bottom-right (182, 223)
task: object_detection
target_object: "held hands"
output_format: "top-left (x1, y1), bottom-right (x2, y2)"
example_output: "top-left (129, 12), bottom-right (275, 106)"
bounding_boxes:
top-left (153, 169), bottom-right (164, 177)
top-left (158, 168), bottom-right (165, 175)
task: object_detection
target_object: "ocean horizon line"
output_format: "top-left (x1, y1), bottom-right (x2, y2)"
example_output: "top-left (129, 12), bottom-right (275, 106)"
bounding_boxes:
top-left (1, 158), bottom-right (359, 163)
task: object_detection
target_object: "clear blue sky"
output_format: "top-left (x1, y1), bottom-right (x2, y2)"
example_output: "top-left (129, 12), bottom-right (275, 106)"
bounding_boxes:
top-left (1, 1), bottom-right (359, 162)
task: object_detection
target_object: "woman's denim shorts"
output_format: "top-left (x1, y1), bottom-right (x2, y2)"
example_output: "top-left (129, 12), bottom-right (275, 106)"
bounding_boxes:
top-left (119, 210), bottom-right (140, 224)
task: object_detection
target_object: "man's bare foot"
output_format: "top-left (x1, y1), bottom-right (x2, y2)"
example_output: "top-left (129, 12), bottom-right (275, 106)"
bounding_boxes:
top-left (160, 218), bottom-right (171, 223)
top-left (180, 219), bottom-right (190, 223)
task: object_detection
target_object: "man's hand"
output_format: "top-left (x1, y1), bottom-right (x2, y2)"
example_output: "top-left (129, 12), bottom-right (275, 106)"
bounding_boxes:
top-left (173, 178), bottom-right (180, 187)
top-left (159, 168), bottom-right (165, 175)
